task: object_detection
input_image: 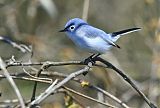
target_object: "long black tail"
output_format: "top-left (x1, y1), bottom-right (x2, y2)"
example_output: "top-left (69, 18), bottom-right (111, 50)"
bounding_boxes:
top-left (111, 27), bottom-right (141, 37)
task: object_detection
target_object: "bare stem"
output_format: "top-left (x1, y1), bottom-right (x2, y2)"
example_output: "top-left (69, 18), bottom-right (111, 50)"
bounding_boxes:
top-left (29, 64), bottom-right (91, 106)
top-left (0, 71), bottom-right (129, 108)
top-left (63, 86), bottom-right (117, 108)
top-left (0, 57), bottom-right (25, 108)
top-left (82, 0), bottom-right (90, 21)
top-left (95, 57), bottom-right (157, 108)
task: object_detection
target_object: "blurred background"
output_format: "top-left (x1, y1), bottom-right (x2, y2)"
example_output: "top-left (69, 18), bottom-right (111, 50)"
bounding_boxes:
top-left (0, 0), bottom-right (160, 107)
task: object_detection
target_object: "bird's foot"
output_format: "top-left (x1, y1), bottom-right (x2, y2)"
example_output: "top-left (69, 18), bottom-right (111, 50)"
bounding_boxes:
top-left (82, 54), bottom-right (101, 76)
top-left (84, 57), bottom-right (96, 65)
top-left (83, 54), bottom-right (96, 65)
top-left (82, 55), bottom-right (96, 76)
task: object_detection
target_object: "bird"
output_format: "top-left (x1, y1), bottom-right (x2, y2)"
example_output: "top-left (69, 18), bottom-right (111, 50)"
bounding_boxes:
top-left (59, 18), bottom-right (141, 61)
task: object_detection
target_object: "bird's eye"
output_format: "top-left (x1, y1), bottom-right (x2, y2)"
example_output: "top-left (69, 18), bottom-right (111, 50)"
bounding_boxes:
top-left (70, 25), bottom-right (75, 30)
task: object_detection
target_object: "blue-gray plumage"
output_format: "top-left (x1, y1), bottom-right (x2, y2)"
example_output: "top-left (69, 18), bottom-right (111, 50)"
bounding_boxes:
top-left (60, 18), bottom-right (141, 54)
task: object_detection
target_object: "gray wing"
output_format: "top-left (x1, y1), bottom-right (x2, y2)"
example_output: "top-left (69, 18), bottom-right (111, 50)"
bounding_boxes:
top-left (80, 25), bottom-right (120, 48)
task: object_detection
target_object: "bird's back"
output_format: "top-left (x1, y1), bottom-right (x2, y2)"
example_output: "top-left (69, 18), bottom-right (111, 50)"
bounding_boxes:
top-left (74, 25), bottom-right (114, 53)
top-left (76, 25), bottom-right (109, 38)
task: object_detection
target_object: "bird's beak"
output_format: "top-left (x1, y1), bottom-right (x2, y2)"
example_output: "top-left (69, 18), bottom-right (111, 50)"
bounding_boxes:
top-left (59, 28), bottom-right (67, 32)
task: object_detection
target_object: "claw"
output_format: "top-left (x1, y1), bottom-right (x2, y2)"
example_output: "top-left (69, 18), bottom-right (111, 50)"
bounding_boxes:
top-left (83, 53), bottom-right (100, 64)
top-left (83, 56), bottom-right (95, 65)
top-left (82, 54), bottom-right (101, 76)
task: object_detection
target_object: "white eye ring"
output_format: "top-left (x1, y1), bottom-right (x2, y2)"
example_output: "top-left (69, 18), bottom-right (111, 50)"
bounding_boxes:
top-left (70, 25), bottom-right (75, 30)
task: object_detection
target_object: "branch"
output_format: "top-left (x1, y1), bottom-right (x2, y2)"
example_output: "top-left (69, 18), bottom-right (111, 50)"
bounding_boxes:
top-left (30, 63), bottom-right (47, 101)
top-left (0, 57), bottom-right (25, 108)
top-left (0, 73), bottom-right (51, 83)
top-left (5, 60), bottom-right (104, 68)
top-left (0, 71), bottom-right (130, 108)
top-left (29, 64), bottom-right (92, 106)
top-left (0, 73), bottom-right (117, 108)
top-left (82, 0), bottom-right (90, 21)
top-left (31, 79), bottom-right (58, 107)
top-left (63, 86), bottom-right (117, 108)
top-left (1, 57), bottom-right (157, 107)
top-left (95, 57), bottom-right (157, 108)
top-left (41, 71), bottom-right (130, 108)
top-left (0, 36), bottom-right (32, 53)
top-left (90, 85), bottom-right (129, 108)
top-left (30, 61), bottom-right (72, 101)
top-left (61, 89), bottom-right (86, 108)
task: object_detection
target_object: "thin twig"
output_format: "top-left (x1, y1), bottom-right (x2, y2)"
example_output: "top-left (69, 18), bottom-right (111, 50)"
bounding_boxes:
top-left (95, 57), bottom-right (157, 108)
top-left (0, 36), bottom-right (32, 53)
top-left (31, 79), bottom-right (58, 107)
top-left (29, 64), bottom-right (91, 106)
top-left (0, 57), bottom-right (25, 108)
top-left (1, 58), bottom-right (156, 107)
top-left (30, 69), bottom-right (44, 101)
top-left (0, 71), bottom-right (130, 108)
top-left (30, 61), bottom-right (54, 101)
top-left (91, 85), bottom-right (129, 108)
top-left (49, 72), bottom-right (129, 108)
top-left (0, 74), bottom-right (117, 108)
top-left (45, 71), bottom-right (130, 108)
top-left (5, 60), bottom-right (104, 68)
top-left (22, 67), bottom-right (52, 82)
top-left (0, 74), bottom-right (52, 83)
top-left (63, 86), bottom-right (117, 108)
top-left (0, 99), bottom-right (18, 104)
top-left (82, 0), bottom-right (90, 21)
top-left (61, 90), bottom-right (85, 108)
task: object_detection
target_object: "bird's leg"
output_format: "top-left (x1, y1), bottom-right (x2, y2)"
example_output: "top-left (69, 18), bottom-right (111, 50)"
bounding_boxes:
top-left (83, 54), bottom-right (96, 65)
top-left (83, 53), bottom-right (101, 64)
top-left (82, 53), bottom-right (101, 76)
top-left (92, 53), bottom-right (101, 59)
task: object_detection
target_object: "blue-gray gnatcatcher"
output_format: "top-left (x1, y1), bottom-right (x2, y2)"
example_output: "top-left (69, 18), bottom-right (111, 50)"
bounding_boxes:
top-left (59, 18), bottom-right (141, 59)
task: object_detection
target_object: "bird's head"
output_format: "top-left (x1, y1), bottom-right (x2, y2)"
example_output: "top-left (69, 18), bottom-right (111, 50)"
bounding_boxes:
top-left (59, 18), bottom-right (88, 33)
